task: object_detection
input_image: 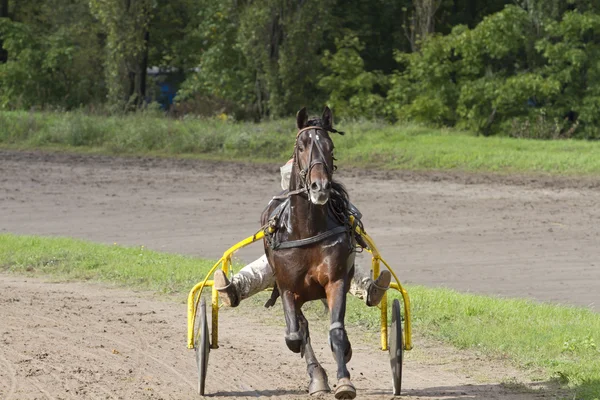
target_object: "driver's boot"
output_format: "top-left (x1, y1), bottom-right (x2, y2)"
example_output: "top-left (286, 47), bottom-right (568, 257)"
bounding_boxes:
top-left (366, 270), bottom-right (391, 307)
top-left (214, 270), bottom-right (240, 307)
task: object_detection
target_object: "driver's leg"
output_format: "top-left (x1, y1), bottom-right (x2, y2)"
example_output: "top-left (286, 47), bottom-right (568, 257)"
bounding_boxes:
top-left (214, 258), bottom-right (390, 308)
top-left (349, 265), bottom-right (391, 307)
top-left (214, 254), bottom-right (275, 307)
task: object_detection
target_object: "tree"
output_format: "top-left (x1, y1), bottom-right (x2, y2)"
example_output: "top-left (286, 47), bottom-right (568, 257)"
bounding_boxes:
top-left (319, 33), bottom-right (388, 119)
top-left (236, 0), bottom-right (336, 117)
top-left (90, 0), bottom-right (154, 109)
top-left (0, 0), bottom-right (9, 63)
top-left (404, 0), bottom-right (443, 52)
top-left (0, 0), bottom-right (106, 109)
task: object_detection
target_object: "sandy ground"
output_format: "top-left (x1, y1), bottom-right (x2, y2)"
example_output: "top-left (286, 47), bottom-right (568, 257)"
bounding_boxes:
top-left (1, 149), bottom-right (598, 399)
top-left (0, 276), bottom-right (554, 400)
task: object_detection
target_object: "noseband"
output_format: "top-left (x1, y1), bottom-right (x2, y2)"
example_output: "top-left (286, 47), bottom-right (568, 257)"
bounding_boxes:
top-left (293, 126), bottom-right (332, 192)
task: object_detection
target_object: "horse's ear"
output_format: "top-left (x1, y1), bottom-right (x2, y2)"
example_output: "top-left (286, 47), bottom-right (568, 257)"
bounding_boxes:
top-left (296, 107), bottom-right (308, 130)
top-left (322, 106), bottom-right (333, 130)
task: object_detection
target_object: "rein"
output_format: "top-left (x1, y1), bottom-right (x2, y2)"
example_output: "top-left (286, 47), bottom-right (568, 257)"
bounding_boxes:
top-left (268, 225), bottom-right (348, 250)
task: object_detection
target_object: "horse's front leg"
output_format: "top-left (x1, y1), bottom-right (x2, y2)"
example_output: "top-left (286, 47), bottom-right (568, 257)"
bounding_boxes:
top-left (327, 279), bottom-right (356, 399)
top-left (297, 311), bottom-right (330, 395)
top-left (281, 289), bottom-right (303, 353)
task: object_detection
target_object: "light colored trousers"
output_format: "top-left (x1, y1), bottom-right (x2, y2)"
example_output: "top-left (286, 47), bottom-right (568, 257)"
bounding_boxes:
top-left (232, 255), bottom-right (372, 301)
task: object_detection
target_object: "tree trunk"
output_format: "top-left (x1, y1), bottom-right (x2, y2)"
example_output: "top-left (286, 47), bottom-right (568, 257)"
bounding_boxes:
top-left (139, 30), bottom-right (149, 105)
top-left (126, 30), bottom-right (149, 108)
top-left (405, 0), bottom-right (442, 52)
top-left (0, 0), bottom-right (9, 63)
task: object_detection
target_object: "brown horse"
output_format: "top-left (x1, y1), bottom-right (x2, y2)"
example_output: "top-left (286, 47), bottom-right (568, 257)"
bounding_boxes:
top-left (261, 107), bottom-right (357, 399)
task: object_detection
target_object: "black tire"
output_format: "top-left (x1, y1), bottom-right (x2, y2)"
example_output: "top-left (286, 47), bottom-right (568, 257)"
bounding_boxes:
top-left (195, 298), bottom-right (210, 395)
top-left (389, 298), bottom-right (404, 396)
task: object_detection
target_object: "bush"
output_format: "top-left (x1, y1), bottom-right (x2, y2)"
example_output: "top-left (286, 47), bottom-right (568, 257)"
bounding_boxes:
top-left (387, 5), bottom-right (600, 139)
top-left (318, 33), bottom-right (389, 120)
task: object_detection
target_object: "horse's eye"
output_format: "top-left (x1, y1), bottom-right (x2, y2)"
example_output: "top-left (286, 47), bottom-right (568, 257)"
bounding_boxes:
top-left (298, 144), bottom-right (305, 152)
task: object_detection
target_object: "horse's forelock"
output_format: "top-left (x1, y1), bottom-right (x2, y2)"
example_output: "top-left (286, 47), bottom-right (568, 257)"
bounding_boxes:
top-left (306, 117), bottom-right (323, 127)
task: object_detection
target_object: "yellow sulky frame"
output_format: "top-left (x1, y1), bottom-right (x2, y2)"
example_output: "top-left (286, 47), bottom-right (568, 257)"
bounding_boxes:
top-left (187, 220), bottom-right (412, 352)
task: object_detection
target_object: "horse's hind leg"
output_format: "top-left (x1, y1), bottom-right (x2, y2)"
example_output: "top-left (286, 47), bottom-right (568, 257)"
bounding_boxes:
top-left (298, 312), bottom-right (330, 396)
top-left (327, 280), bottom-right (356, 399)
top-left (281, 290), bottom-right (302, 353)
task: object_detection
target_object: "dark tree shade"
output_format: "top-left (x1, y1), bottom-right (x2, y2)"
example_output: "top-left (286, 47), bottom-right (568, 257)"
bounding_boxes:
top-left (0, 0), bottom-right (8, 63)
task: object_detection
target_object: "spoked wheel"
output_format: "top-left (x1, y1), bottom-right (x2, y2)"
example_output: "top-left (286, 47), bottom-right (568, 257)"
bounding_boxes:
top-left (389, 298), bottom-right (404, 396)
top-left (195, 298), bottom-right (210, 395)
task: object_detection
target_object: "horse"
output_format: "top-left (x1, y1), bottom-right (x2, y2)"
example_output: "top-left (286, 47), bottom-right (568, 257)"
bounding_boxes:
top-left (261, 106), bottom-right (357, 399)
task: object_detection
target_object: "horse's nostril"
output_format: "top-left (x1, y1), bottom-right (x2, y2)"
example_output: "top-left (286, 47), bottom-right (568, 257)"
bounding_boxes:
top-left (324, 181), bottom-right (331, 190)
top-left (310, 182), bottom-right (319, 191)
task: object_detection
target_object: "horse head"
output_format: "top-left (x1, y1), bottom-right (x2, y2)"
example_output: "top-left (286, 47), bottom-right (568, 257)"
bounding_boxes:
top-left (292, 106), bottom-right (342, 206)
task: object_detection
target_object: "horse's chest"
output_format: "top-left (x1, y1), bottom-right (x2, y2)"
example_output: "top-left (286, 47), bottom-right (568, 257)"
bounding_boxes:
top-left (271, 241), bottom-right (353, 286)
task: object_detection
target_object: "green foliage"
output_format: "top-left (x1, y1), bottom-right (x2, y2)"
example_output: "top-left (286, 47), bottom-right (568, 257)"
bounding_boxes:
top-left (388, 3), bottom-right (600, 138)
top-left (0, 1), bottom-right (105, 109)
top-left (176, 1), bottom-right (255, 117)
top-left (389, 32), bottom-right (458, 125)
top-left (536, 11), bottom-right (600, 138)
top-left (318, 33), bottom-right (389, 120)
top-left (2, 0), bottom-right (600, 139)
top-left (179, 0), bottom-right (335, 119)
top-left (147, 0), bottom-right (203, 71)
top-left (90, 0), bottom-right (154, 109)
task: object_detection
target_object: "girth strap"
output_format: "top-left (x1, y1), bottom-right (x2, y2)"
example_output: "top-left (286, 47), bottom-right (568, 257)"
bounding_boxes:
top-left (271, 225), bottom-right (348, 250)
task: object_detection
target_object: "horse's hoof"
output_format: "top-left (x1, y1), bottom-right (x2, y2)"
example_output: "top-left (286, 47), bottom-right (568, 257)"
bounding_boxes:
top-left (308, 366), bottom-right (330, 395)
top-left (334, 378), bottom-right (356, 399)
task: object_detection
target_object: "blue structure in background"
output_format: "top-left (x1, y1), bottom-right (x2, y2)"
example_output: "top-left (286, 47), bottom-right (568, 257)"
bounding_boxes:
top-left (147, 67), bottom-right (182, 110)
top-left (157, 81), bottom-right (177, 109)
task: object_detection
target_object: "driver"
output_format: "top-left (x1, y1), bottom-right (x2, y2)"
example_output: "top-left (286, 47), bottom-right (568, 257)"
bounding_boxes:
top-left (214, 159), bottom-right (391, 308)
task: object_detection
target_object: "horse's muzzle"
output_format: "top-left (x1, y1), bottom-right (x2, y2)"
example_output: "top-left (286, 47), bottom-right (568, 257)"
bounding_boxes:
top-left (309, 180), bottom-right (331, 205)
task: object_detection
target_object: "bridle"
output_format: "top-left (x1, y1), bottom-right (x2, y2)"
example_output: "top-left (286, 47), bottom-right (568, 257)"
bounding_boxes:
top-left (264, 123), bottom-right (352, 250)
top-left (292, 125), bottom-right (333, 195)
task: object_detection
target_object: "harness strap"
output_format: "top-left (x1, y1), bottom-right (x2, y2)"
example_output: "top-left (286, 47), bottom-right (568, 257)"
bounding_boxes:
top-left (271, 187), bottom-right (307, 200)
top-left (271, 225), bottom-right (348, 250)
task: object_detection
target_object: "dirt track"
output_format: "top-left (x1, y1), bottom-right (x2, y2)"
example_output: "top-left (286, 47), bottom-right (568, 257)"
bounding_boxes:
top-left (1, 149), bottom-right (599, 399)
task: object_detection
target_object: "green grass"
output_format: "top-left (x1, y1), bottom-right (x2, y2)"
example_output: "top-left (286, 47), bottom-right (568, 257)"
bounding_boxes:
top-left (2, 110), bottom-right (600, 175)
top-left (0, 234), bottom-right (213, 295)
top-left (1, 233), bottom-right (599, 398)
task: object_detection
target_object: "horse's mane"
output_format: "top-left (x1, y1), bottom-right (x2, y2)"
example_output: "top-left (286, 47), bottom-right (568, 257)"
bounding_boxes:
top-left (329, 180), bottom-right (350, 225)
top-left (306, 118), bottom-right (345, 135)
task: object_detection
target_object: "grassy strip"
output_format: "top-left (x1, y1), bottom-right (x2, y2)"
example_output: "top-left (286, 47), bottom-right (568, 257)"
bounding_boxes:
top-left (0, 234), bottom-right (213, 295)
top-left (2, 110), bottom-right (600, 175)
top-left (1, 234), bottom-right (599, 398)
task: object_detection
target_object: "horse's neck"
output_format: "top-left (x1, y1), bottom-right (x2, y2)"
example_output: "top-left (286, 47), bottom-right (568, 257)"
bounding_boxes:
top-left (289, 194), bottom-right (328, 237)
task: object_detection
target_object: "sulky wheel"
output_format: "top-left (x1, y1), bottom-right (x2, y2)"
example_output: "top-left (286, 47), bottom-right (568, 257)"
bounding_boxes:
top-left (195, 298), bottom-right (210, 395)
top-left (389, 298), bottom-right (404, 396)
